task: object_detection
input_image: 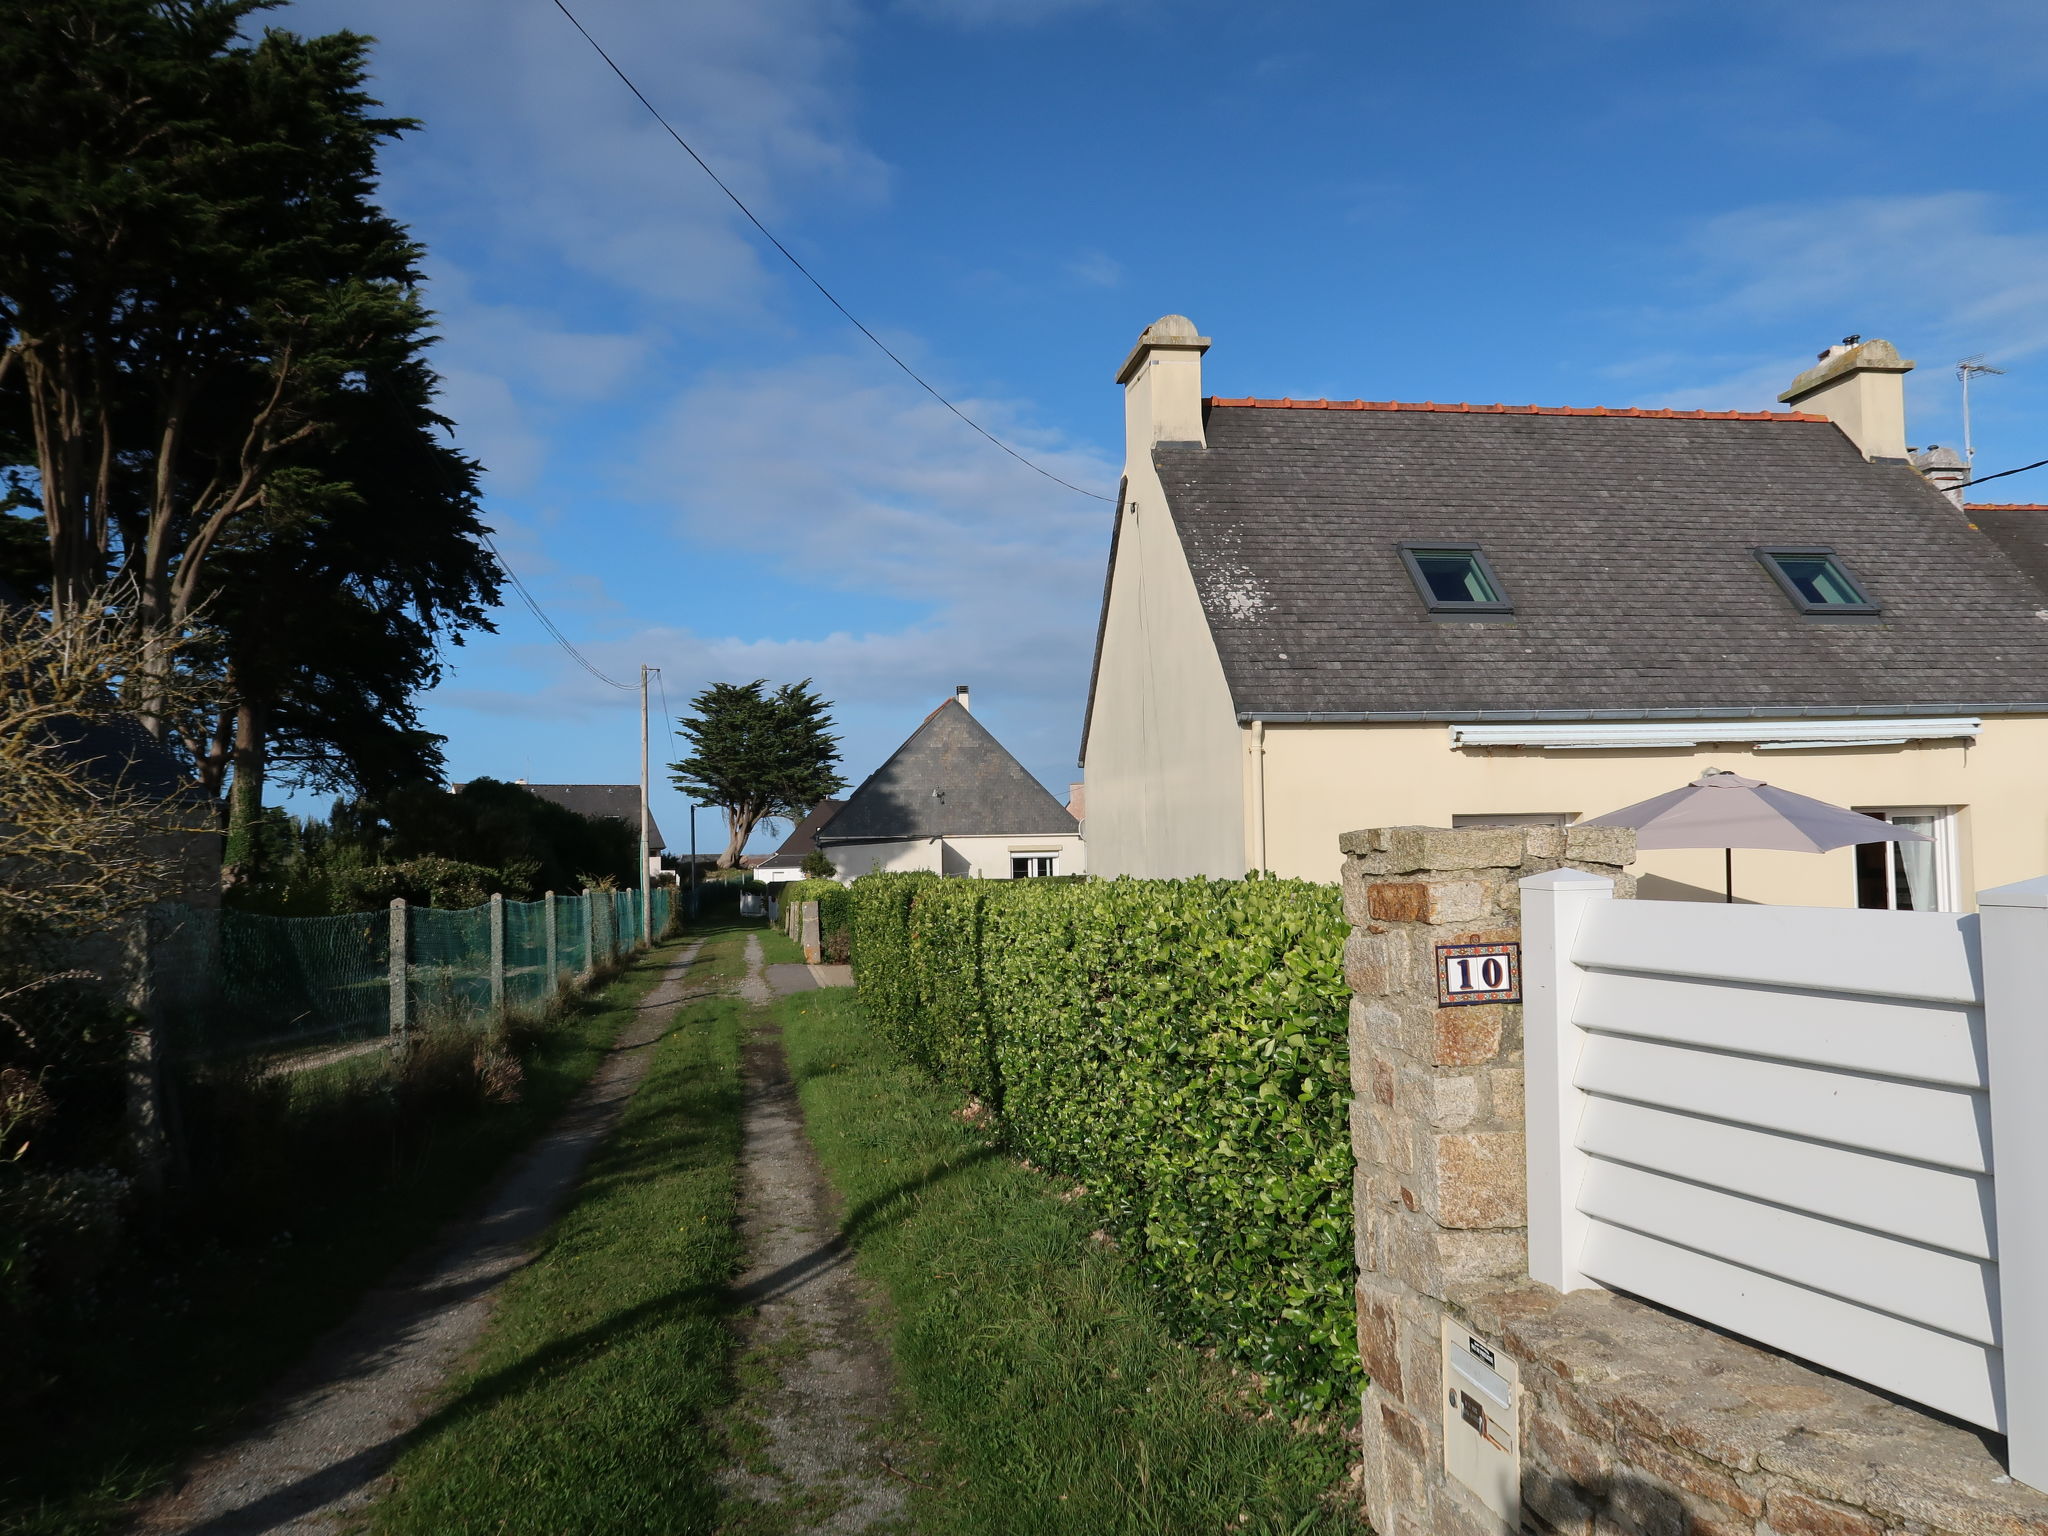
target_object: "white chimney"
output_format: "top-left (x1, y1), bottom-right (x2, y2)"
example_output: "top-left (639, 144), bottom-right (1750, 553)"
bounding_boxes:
top-left (1911, 443), bottom-right (1969, 508)
top-left (1778, 336), bottom-right (1914, 463)
top-left (1117, 314), bottom-right (1212, 456)
top-left (954, 684), bottom-right (970, 712)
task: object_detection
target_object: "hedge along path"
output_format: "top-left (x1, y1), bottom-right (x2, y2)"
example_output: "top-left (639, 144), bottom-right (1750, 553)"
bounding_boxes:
top-left (132, 940), bottom-right (709, 1536)
top-left (722, 931), bottom-right (907, 1533)
top-left (847, 871), bottom-right (1358, 1410)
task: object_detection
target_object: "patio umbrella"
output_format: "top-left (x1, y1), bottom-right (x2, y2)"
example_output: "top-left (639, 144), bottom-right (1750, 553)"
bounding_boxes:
top-left (1578, 770), bottom-right (1930, 902)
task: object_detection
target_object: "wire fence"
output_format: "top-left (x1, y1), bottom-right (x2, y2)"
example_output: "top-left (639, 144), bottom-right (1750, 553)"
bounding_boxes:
top-left (155, 886), bottom-right (675, 1061)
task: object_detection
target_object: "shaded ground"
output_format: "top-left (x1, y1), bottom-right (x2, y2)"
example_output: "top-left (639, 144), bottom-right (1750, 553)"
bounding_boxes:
top-left (131, 942), bottom-right (705, 1536)
top-left (719, 934), bottom-right (908, 1534)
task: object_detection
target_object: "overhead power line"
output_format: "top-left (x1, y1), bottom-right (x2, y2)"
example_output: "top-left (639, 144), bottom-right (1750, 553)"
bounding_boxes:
top-left (481, 531), bottom-right (637, 691)
top-left (547, 0), bottom-right (1112, 505)
top-left (1966, 457), bottom-right (2048, 493)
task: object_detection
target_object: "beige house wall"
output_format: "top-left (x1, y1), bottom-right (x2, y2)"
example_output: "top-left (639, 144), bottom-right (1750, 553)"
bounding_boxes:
top-left (1250, 716), bottom-right (2048, 908)
top-left (1081, 319), bottom-right (1246, 880)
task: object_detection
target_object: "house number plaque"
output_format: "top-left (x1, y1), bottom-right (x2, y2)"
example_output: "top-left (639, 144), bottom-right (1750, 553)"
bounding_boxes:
top-left (1436, 942), bottom-right (1521, 1006)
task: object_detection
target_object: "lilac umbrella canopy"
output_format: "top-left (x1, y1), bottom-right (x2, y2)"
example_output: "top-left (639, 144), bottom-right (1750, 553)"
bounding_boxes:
top-left (1579, 770), bottom-right (1930, 901)
top-left (1579, 771), bottom-right (1932, 853)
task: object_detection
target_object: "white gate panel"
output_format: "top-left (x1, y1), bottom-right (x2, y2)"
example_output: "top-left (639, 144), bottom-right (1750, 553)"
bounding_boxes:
top-left (1581, 1220), bottom-right (2003, 1430)
top-left (1572, 899), bottom-right (1981, 1004)
top-left (1575, 970), bottom-right (1985, 1088)
top-left (1576, 1098), bottom-right (1996, 1260)
top-left (1575, 1034), bottom-right (1991, 1173)
top-left (1578, 1159), bottom-right (1999, 1343)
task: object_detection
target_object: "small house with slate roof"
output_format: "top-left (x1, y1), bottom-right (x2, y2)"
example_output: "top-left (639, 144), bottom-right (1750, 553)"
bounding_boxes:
top-left (1082, 316), bottom-right (2048, 909)
top-left (816, 688), bottom-right (1083, 881)
top-left (752, 797), bottom-right (844, 885)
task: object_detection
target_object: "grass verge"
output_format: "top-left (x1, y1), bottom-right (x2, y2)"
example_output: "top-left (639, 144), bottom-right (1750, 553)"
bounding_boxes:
top-left (779, 985), bottom-right (1367, 1536)
top-left (0, 940), bottom-right (684, 1536)
top-left (366, 924), bottom-right (750, 1534)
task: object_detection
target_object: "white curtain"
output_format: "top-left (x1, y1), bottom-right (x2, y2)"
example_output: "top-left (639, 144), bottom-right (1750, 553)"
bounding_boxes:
top-left (1891, 814), bottom-right (1941, 910)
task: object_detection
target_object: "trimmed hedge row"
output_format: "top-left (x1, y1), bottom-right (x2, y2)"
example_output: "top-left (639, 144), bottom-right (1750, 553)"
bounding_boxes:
top-left (847, 872), bottom-right (1357, 1408)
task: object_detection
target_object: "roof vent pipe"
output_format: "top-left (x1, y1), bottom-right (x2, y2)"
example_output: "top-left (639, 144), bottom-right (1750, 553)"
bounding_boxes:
top-left (954, 684), bottom-right (970, 712)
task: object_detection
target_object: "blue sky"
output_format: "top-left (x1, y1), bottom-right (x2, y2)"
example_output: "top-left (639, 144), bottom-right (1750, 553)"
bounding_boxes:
top-left (279, 0), bottom-right (2048, 852)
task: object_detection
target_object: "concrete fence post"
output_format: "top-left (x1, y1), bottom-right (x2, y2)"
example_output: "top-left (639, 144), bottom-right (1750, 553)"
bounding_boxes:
top-left (582, 891), bottom-right (595, 981)
top-left (124, 907), bottom-right (169, 1197)
top-left (544, 890), bottom-right (558, 995)
top-left (1977, 874), bottom-right (2048, 1486)
top-left (388, 897), bottom-right (410, 1045)
top-left (1518, 867), bottom-right (1615, 1295)
top-left (801, 900), bottom-right (822, 965)
top-left (489, 892), bottom-right (505, 1020)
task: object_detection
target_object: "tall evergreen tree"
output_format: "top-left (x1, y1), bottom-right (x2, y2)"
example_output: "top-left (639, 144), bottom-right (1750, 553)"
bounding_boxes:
top-left (0, 0), bottom-right (501, 879)
top-left (669, 680), bottom-right (846, 868)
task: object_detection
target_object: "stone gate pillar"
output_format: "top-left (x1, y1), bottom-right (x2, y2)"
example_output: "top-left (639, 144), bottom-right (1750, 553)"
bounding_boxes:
top-left (1342, 825), bottom-right (1635, 1536)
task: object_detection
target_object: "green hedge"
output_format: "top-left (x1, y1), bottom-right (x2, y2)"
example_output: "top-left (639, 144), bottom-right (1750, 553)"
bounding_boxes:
top-left (845, 872), bottom-right (1356, 1409)
top-left (779, 878), bottom-right (852, 959)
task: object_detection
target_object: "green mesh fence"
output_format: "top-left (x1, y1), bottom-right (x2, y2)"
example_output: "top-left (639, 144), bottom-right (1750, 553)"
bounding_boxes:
top-left (505, 898), bottom-right (550, 1015)
top-left (554, 892), bottom-right (589, 978)
top-left (157, 906), bottom-right (389, 1058)
top-left (408, 902), bottom-right (492, 1025)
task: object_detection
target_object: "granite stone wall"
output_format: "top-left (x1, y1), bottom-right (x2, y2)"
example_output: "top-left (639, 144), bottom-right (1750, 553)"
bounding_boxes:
top-left (1342, 825), bottom-right (2048, 1536)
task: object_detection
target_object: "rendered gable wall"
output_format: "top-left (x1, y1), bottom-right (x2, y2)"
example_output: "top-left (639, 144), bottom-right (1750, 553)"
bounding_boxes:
top-left (1083, 455), bottom-right (1245, 878)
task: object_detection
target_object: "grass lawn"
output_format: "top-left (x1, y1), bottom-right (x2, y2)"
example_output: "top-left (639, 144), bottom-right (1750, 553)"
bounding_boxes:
top-left (0, 938), bottom-right (684, 1536)
top-left (779, 985), bottom-right (1368, 1536)
top-left (366, 920), bottom-right (753, 1534)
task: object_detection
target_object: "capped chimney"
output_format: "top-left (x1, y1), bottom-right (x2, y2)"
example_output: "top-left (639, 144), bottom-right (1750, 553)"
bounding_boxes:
top-left (1118, 314), bottom-right (1212, 456)
top-left (954, 684), bottom-right (970, 712)
top-left (1911, 443), bottom-right (1969, 508)
top-left (1778, 336), bottom-right (1914, 463)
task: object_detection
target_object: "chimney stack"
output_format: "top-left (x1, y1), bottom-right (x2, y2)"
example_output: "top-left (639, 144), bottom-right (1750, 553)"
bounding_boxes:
top-left (1778, 336), bottom-right (1914, 463)
top-left (1117, 314), bottom-right (1212, 458)
top-left (954, 684), bottom-right (970, 712)
top-left (1911, 443), bottom-right (1969, 508)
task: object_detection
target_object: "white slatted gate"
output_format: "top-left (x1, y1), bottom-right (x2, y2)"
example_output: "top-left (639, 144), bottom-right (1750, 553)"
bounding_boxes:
top-left (1521, 870), bottom-right (2048, 1486)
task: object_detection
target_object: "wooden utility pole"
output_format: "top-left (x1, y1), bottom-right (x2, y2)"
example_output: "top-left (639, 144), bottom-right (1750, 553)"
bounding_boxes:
top-left (639, 664), bottom-right (653, 945)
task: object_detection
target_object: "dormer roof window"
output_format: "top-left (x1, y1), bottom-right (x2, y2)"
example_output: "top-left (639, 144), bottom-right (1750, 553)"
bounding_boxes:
top-left (1398, 543), bottom-right (1513, 618)
top-left (1755, 547), bottom-right (1880, 617)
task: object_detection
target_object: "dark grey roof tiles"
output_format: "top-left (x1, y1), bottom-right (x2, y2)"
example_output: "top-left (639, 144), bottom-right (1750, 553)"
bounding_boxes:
top-left (520, 783), bottom-right (665, 851)
top-left (1155, 407), bottom-right (2048, 717)
top-left (817, 700), bottom-right (1078, 842)
top-left (757, 798), bottom-right (845, 867)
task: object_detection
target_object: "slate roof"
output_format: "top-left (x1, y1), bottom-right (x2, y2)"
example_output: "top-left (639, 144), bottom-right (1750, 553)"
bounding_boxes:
top-left (816, 700), bottom-right (1078, 843)
top-left (1149, 401), bottom-right (2048, 720)
top-left (519, 783), bottom-right (665, 851)
top-left (1968, 506), bottom-right (2048, 602)
top-left (755, 798), bottom-right (844, 870)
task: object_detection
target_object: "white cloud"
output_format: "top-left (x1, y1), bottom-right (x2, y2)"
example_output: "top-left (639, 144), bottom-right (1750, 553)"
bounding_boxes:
top-left (1065, 249), bottom-right (1125, 288)
top-left (1602, 192), bottom-right (2048, 414)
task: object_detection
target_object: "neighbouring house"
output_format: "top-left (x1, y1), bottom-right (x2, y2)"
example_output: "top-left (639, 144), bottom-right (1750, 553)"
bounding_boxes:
top-left (1081, 316), bottom-right (2048, 908)
top-left (516, 781), bottom-right (666, 878)
top-left (815, 688), bottom-right (1083, 881)
top-left (751, 797), bottom-right (845, 884)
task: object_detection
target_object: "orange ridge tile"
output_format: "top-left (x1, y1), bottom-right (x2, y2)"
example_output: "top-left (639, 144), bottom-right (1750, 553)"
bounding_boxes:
top-left (1205, 396), bottom-right (1827, 422)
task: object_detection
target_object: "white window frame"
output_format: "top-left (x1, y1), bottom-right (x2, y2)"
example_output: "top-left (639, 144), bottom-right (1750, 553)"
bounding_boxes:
top-left (1852, 805), bottom-right (1961, 912)
top-left (1009, 852), bottom-right (1059, 879)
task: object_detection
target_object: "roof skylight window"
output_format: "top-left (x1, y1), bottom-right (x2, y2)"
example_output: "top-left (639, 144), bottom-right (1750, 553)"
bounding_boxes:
top-left (1755, 547), bottom-right (1880, 617)
top-left (1398, 544), bottom-right (1513, 618)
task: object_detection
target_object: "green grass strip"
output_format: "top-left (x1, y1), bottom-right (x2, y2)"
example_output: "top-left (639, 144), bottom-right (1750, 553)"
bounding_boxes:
top-left (368, 928), bottom-right (748, 1534)
top-left (2, 942), bottom-right (686, 1536)
top-left (779, 986), bottom-right (1366, 1536)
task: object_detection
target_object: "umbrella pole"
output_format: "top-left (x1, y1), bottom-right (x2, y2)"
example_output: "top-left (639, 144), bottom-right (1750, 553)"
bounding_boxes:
top-left (1724, 847), bottom-right (1733, 903)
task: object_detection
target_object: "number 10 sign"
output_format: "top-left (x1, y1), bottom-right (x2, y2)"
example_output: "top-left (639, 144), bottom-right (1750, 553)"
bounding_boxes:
top-left (1436, 942), bottom-right (1521, 1006)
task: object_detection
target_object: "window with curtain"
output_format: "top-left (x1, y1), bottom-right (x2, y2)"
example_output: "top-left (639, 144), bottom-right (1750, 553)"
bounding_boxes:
top-left (1853, 809), bottom-right (1955, 911)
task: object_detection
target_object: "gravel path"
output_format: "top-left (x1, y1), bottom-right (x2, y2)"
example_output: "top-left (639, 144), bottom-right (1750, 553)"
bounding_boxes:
top-left (132, 942), bottom-right (706, 1536)
top-left (721, 933), bottom-right (907, 1533)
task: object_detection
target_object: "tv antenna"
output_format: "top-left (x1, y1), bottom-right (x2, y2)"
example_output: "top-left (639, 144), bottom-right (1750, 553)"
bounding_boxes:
top-left (1958, 356), bottom-right (2008, 467)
